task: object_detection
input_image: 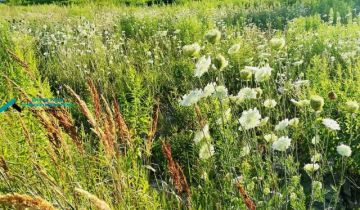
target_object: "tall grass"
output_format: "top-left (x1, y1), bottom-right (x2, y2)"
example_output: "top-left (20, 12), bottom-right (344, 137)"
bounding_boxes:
top-left (0, 1), bottom-right (359, 209)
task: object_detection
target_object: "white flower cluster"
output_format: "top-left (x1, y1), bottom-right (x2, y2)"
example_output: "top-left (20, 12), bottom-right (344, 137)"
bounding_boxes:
top-left (237, 87), bottom-right (257, 100)
top-left (178, 30), bottom-right (355, 172)
top-left (264, 99), bottom-right (277, 108)
top-left (322, 118), bottom-right (340, 131)
top-left (238, 108), bottom-right (262, 130)
top-left (337, 144), bottom-right (352, 157)
top-left (179, 89), bottom-right (203, 106)
top-left (194, 56), bottom-right (212, 78)
top-left (179, 83), bottom-right (229, 106)
top-left (272, 136), bottom-right (292, 151)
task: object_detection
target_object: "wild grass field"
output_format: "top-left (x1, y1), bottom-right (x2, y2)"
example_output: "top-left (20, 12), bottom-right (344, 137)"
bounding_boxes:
top-left (0, 0), bottom-right (360, 209)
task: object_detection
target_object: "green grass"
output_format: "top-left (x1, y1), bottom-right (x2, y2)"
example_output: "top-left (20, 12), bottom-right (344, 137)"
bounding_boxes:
top-left (0, 1), bottom-right (360, 209)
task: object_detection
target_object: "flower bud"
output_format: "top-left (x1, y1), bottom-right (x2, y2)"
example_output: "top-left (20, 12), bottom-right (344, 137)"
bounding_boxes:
top-left (311, 153), bottom-right (322, 162)
top-left (264, 133), bottom-right (278, 143)
top-left (255, 88), bottom-right (263, 98)
top-left (228, 44), bottom-right (241, 54)
top-left (328, 91), bottom-right (337, 100)
top-left (213, 54), bottom-right (228, 70)
top-left (312, 181), bottom-right (322, 191)
top-left (182, 43), bottom-right (201, 57)
top-left (289, 118), bottom-right (299, 128)
top-left (310, 95), bottom-right (324, 111)
top-left (264, 187), bottom-right (271, 195)
top-left (259, 117), bottom-right (269, 126)
top-left (344, 101), bottom-right (359, 113)
top-left (269, 37), bottom-right (285, 50)
top-left (205, 29), bottom-right (221, 44)
top-left (291, 99), bottom-right (310, 108)
top-left (240, 69), bottom-right (253, 80)
top-left (304, 163), bottom-right (320, 173)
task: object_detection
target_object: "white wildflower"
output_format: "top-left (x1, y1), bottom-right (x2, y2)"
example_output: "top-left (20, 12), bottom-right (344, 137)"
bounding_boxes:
top-left (264, 99), bottom-right (277, 108)
top-left (201, 171), bottom-right (208, 180)
top-left (304, 163), bottom-right (320, 173)
top-left (213, 85), bottom-right (228, 100)
top-left (336, 144), bottom-right (352, 157)
top-left (199, 143), bottom-right (215, 160)
top-left (293, 60), bottom-right (304, 66)
top-left (228, 95), bottom-right (245, 104)
top-left (237, 87), bottom-right (257, 100)
top-left (179, 89), bottom-right (203, 106)
top-left (272, 136), bottom-right (291, 151)
top-left (255, 65), bottom-right (272, 82)
top-left (264, 133), bottom-right (278, 143)
top-left (194, 124), bottom-right (211, 144)
top-left (202, 82), bottom-right (216, 98)
top-left (239, 108), bottom-right (262, 130)
top-left (194, 56), bottom-right (211, 78)
top-left (322, 118), bottom-right (340, 131)
top-left (275, 119), bottom-right (289, 131)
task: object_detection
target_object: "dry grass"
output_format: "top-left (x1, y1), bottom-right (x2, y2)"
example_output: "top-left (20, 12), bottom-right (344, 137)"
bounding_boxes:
top-left (235, 182), bottom-right (256, 210)
top-left (194, 105), bottom-right (205, 128)
top-left (49, 108), bottom-right (83, 151)
top-left (74, 187), bottom-right (112, 210)
top-left (66, 84), bottom-right (115, 156)
top-left (161, 141), bottom-right (191, 204)
top-left (145, 100), bottom-right (160, 157)
top-left (65, 83), bottom-right (134, 157)
top-left (113, 97), bottom-right (131, 145)
top-left (65, 85), bottom-right (97, 128)
top-left (102, 95), bottom-right (117, 155)
top-left (33, 111), bottom-right (64, 148)
top-left (87, 79), bottom-right (102, 123)
top-left (0, 156), bottom-right (8, 173)
top-left (0, 193), bottom-right (56, 210)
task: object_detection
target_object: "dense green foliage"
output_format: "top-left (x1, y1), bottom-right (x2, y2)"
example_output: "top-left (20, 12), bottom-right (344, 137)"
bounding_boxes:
top-left (0, 1), bottom-right (359, 209)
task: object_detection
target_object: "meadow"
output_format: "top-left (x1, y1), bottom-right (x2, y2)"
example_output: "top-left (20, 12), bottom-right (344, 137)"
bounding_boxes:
top-left (0, 0), bottom-right (360, 209)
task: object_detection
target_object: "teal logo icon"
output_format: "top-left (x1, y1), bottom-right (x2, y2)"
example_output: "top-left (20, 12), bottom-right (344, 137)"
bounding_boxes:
top-left (0, 97), bottom-right (73, 113)
top-left (0, 98), bottom-right (22, 113)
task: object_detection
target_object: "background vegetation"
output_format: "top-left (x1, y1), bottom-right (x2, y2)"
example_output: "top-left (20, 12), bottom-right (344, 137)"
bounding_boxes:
top-left (0, 0), bottom-right (359, 209)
